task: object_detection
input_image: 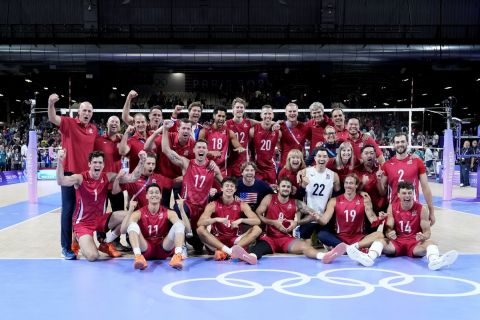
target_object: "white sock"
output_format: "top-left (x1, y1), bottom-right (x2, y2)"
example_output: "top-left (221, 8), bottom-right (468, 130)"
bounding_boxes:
top-left (426, 245), bottom-right (440, 262)
top-left (368, 241), bottom-right (383, 260)
top-left (316, 252), bottom-right (325, 260)
top-left (105, 230), bottom-right (119, 243)
top-left (133, 247), bottom-right (141, 256)
top-left (222, 245), bottom-right (233, 255)
top-left (174, 247), bottom-right (182, 255)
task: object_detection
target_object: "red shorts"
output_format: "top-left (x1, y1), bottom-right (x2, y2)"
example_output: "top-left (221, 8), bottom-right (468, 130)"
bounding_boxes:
top-left (143, 239), bottom-right (173, 260)
top-left (338, 233), bottom-right (365, 245)
top-left (74, 213), bottom-right (111, 239)
top-left (216, 234), bottom-right (241, 247)
top-left (256, 169), bottom-right (277, 185)
top-left (260, 235), bottom-right (296, 254)
top-left (390, 238), bottom-right (421, 257)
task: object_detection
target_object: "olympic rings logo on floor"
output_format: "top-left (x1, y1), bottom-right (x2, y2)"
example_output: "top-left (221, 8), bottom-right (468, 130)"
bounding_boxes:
top-left (162, 268), bottom-right (480, 300)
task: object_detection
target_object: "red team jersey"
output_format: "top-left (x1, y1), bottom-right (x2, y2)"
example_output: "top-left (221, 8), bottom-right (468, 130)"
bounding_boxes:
top-left (154, 132), bottom-right (196, 178)
top-left (203, 126), bottom-right (230, 173)
top-left (306, 118), bottom-right (328, 148)
top-left (264, 197), bottom-right (297, 238)
top-left (334, 194), bottom-right (366, 244)
top-left (73, 171), bottom-right (109, 226)
top-left (252, 123), bottom-right (279, 184)
top-left (355, 165), bottom-right (387, 211)
top-left (391, 200), bottom-right (423, 239)
top-left (138, 205), bottom-right (170, 245)
top-left (126, 132), bottom-right (148, 173)
top-left (279, 122), bottom-right (310, 167)
top-left (347, 135), bottom-right (382, 162)
top-left (226, 118), bottom-right (252, 177)
top-left (58, 117), bottom-right (97, 173)
top-left (326, 158), bottom-right (355, 184)
top-left (382, 155), bottom-right (426, 203)
top-left (121, 173), bottom-right (174, 208)
top-left (211, 199), bottom-right (243, 238)
top-left (182, 161), bottom-right (216, 224)
top-left (335, 127), bottom-right (349, 142)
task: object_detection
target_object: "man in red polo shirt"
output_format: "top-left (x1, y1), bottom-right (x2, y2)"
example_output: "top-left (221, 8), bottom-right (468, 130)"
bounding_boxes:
top-left (306, 102), bottom-right (334, 149)
top-left (279, 102), bottom-right (311, 168)
top-left (346, 117), bottom-right (385, 165)
top-left (118, 114), bottom-right (148, 173)
top-left (94, 116), bottom-right (124, 212)
top-left (48, 93), bottom-right (97, 259)
top-left (330, 103), bottom-right (349, 142)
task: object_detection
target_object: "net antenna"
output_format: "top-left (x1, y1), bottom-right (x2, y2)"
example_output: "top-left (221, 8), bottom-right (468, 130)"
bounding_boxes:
top-left (26, 97), bottom-right (38, 203)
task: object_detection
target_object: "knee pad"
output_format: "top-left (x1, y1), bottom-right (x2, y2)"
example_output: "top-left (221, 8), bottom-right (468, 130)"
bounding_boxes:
top-left (127, 222), bottom-right (140, 235)
top-left (172, 221), bottom-right (185, 234)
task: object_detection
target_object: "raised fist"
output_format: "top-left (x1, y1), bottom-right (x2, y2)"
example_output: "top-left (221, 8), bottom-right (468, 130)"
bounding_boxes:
top-left (127, 90), bottom-right (138, 99)
top-left (48, 94), bottom-right (59, 105)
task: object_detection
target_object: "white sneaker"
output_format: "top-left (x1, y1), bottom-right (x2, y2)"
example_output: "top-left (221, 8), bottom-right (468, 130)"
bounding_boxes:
top-left (231, 245), bottom-right (257, 265)
top-left (428, 250), bottom-right (458, 270)
top-left (346, 245), bottom-right (374, 267)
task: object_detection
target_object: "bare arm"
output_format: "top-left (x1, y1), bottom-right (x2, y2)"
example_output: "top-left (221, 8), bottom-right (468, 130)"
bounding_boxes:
top-left (118, 125), bottom-right (134, 156)
top-left (56, 149), bottom-right (82, 187)
top-left (312, 198), bottom-right (336, 225)
top-left (377, 154), bottom-right (385, 165)
top-left (122, 90), bottom-right (138, 125)
top-left (295, 200), bottom-right (316, 226)
top-left (384, 205), bottom-right (397, 240)
top-left (117, 150), bottom-right (147, 183)
top-left (197, 202), bottom-right (218, 227)
top-left (47, 94), bottom-right (61, 126)
top-left (361, 192), bottom-right (378, 223)
top-left (167, 209), bottom-right (181, 225)
top-left (419, 173), bottom-right (435, 226)
top-left (376, 170), bottom-right (387, 196)
top-left (120, 197), bottom-right (138, 234)
top-left (111, 170), bottom-right (126, 195)
top-left (417, 205), bottom-right (432, 241)
top-left (229, 130), bottom-right (244, 151)
top-left (144, 127), bottom-right (162, 152)
top-left (235, 202), bottom-right (261, 226)
top-left (162, 120), bottom-right (189, 172)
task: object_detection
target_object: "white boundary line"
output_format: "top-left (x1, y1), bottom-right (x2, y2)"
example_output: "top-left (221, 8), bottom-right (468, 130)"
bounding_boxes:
top-left (0, 207), bottom-right (60, 232)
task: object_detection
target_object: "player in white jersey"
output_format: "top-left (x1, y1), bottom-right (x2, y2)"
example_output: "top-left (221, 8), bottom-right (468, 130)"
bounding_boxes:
top-left (297, 147), bottom-right (341, 240)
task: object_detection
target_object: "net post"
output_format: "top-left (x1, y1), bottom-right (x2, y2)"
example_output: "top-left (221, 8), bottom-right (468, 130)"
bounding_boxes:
top-left (27, 99), bottom-right (38, 204)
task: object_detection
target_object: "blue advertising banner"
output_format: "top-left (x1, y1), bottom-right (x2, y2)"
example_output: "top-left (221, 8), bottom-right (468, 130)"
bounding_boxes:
top-left (0, 170), bottom-right (27, 186)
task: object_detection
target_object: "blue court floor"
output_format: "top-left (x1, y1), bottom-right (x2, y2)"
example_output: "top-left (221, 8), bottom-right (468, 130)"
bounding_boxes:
top-left (1, 255), bottom-right (479, 320)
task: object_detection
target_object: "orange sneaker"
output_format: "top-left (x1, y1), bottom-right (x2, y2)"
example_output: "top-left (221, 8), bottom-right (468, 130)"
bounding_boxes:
top-left (71, 234), bottom-right (80, 257)
top-left (134, 255), bottom-right (148, 270)
top-left (169, 253), bottom-right (183, 270)
top-left (214, 250), bottom-right (228, 261)
top-left (98, 242), bottom-right (122, 258)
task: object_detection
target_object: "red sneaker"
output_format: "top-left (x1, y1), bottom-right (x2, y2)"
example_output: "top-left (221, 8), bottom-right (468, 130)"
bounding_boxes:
top-left (98, 242), bottom-right (122, 258)
top-left (231, 245), bottom-right (257, 265)
top-left (322, 242), bottom-right (347, 264)
top-left (134, 255), bottom-right (148, 270)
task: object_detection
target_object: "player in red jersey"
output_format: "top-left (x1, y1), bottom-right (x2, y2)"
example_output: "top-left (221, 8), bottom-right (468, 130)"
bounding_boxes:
top-left (122, 90), bottom-right (163, 131)
top-left (226, 98), bottom-right (257, 177)
top-left (120, 183), bottom-right (186, 270)
top-left (347, 182), bottom-right (458, 270)
top-left (94, 116), bottom-right (124, 212)
top-left (355, 144), bottom-right (387, 213)
top-left (250, 177), bottom-right (347, 264)
top-left (112, 153), bottom-right (174, 208)
top-left (171, 101), bottom-right (203, 140)
top-left (378, 132), bottom-right (435, 225)
top-left (249, 105), bottom-right (281, 184)
top-left (48, 93), bottom-right (98, 259)
top-left (197, 177), bottom-right (261, 264)
top-left (309, 174), bottom-right (386, 253)
top-left (306, 102), bottom-right (334, 148)
top-left (278, 102), bottom-right (311, 168)
top-left (162, 120), bottom-right (223, 252)
top-left (198, 106), bottom-right (245, 177)
top-left (56, 149), bottom-right (146, 261)
top-left (144, 118), bottom-right (196, 202)
top-left (346, 117), bottom-right (385, 165)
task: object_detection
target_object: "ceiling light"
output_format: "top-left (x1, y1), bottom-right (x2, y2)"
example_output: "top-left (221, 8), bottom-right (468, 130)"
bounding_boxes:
top-left (361, 93), bottom-right (367, 96)
top-left (120, 93), bottom-right (125, 97)
top-left (15, 99), bottom-right (21, 102)
top-left (112, 87), bottom-right (117, 90)
top-left (476, 78), bottom-right (480, 82)
top-left (444, 86), bottom-right (452, 90)
top-left (397, 99), bottom-right (402, 102)
top-left (462, 107), bottom-right (468, 110)
top-left (0, 93), bottom-right (3, 97)
top-left (421, 93), bottom-right (428, 96)
top-left (434, 103), bottom-right (440, 106)
top-left (383, 102), bottom-right (389, 106)
top-left (43, 87), bottom-right (48, 90)
top-left (402, 78), bottom-right (409, 82)
top-left (25, 79), bottom-right (32, 83)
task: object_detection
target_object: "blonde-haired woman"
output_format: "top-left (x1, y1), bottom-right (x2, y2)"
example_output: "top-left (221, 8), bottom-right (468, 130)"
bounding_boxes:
top-left (326, 141), bottom-right (357, 186)
top-left (278, 149), bottom-right (306, 200)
